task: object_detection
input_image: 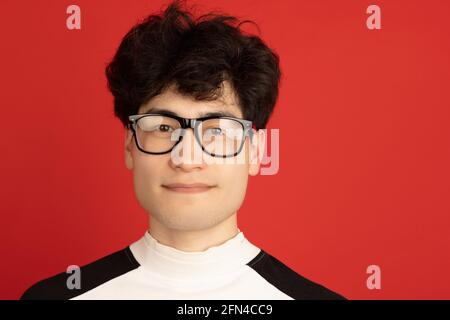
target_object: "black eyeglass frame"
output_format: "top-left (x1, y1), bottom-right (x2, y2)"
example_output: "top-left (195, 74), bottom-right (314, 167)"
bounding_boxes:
top-left (128, 113), bottom-right (254, 158)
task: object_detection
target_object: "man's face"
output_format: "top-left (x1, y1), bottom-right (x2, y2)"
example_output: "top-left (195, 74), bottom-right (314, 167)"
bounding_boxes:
top-left (124, 82), bottom-right (264, 231)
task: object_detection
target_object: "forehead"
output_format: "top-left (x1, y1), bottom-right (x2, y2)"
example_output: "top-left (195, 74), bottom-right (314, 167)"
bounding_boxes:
top-left (139, 81), bottom-right (243, 118)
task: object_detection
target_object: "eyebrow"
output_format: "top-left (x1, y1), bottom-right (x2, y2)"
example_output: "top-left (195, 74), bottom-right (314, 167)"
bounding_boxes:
top-left (142, 107), bottom-right (239, 119)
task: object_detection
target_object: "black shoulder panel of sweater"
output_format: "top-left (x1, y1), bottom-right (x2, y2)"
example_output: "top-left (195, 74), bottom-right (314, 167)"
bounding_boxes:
top-left (20, 247), bottom-right (140, 300)
top-left (246, 250), bottom-right (346, 300)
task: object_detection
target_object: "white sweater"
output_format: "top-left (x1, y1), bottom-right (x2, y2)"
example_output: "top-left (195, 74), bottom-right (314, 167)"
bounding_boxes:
top-left (21, 230), bottom-right (345, 300)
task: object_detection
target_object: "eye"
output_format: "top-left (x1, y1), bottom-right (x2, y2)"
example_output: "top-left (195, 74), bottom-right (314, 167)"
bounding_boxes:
top-left (157, 124), bottom-right (174, 132)
top-left (206, 127), bottom-right (223, 135)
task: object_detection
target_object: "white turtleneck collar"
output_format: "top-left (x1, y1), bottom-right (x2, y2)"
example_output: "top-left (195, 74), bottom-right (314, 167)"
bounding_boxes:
top-left (129, 229), bottom-right (261, 281)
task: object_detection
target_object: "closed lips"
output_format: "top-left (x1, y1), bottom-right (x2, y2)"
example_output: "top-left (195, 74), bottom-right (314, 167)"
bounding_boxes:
top-left (162, 183), bottom-right (215, 188)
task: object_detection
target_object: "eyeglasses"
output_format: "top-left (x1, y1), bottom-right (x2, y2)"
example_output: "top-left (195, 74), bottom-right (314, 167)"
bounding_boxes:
top-left (128, 113), bottom-right (254, 158)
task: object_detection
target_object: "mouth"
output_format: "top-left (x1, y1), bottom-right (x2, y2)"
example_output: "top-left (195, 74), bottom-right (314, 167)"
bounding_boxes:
top-left (161, 183), bottom-right (216, 194)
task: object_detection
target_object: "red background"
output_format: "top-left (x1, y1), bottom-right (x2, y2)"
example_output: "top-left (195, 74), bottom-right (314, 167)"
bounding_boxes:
top-left (1, 0), bottom-right (449, 299)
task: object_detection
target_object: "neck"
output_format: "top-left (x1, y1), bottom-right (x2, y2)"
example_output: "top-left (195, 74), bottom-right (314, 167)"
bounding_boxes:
top-left (148, 212), bottom-right (239, 252)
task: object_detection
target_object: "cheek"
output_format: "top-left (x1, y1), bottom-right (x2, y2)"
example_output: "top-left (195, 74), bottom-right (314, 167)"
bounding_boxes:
top-left (239, 138), bottom-right (253, 165)
top-left (132, 155), bottom-right (164, 201)
top-left (216, 164), bottom-right (249, 203)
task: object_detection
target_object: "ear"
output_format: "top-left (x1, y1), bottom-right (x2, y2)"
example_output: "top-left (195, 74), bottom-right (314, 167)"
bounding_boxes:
top-left (124, 127), bottom-right (134, 170)
top-left (248, 128), bottom-right (266, 176)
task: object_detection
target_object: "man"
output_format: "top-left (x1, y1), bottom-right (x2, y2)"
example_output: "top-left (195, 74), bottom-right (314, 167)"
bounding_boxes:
top-left (21, 0), bottom-right (345, 300)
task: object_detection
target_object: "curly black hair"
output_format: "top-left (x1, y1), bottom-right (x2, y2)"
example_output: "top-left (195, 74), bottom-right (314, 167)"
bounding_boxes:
top-left (105, 0), bottom-right (281, 130)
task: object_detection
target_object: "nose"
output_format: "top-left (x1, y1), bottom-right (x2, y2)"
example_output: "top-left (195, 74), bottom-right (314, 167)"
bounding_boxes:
top-left (169, 128), bottom-right (206, 171)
